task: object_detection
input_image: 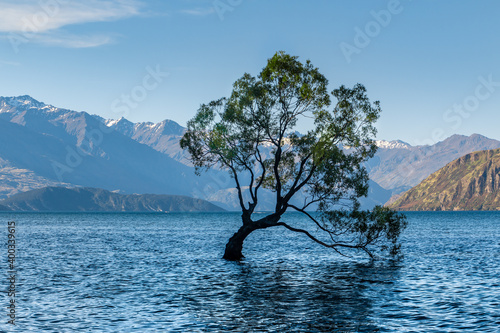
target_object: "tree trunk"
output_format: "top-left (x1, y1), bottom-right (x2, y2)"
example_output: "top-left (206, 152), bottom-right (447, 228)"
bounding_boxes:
top-left (223, 224), bottom-right (256, 261)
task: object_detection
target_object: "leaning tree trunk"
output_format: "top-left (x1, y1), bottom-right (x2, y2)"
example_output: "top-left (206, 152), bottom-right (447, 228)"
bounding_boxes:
top-left (223, 224), bottom-right (256, 261)
top-left (223, 214), bottom-right (280, 260)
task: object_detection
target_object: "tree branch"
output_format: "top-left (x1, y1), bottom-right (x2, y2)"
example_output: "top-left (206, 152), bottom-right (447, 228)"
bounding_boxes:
top-left (220, 156), bottom-right (247, 212)
top-left (287, 204), bottom-right (331, 234)
top-left (276, 222), bottom-right (372, 257)
top-left (281, 153), bottom-right (312, 205)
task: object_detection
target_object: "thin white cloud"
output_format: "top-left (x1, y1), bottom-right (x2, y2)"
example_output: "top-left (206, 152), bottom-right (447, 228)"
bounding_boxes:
top-left (0, 0), bottom-right (141, 33)
top-left (180, 7), bottom-right (214, 16)
top-left (33, 33), bottom-right (114, 48)
top-left (0, 59), bottom-right (20, 66)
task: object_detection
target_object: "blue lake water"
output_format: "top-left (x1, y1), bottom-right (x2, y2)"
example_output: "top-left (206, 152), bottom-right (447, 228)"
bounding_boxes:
top-left (1, 211), bottom-right (499, 332)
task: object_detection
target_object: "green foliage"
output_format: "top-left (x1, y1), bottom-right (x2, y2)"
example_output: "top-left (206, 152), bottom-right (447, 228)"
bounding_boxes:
top-left (181, 51), bottom-right (407, 258)
top-left (322, 206), bottom-right (408, 258)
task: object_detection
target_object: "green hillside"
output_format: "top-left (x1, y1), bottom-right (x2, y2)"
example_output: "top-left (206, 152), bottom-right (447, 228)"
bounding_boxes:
top-left (388, 148), bottom-right (500, 211)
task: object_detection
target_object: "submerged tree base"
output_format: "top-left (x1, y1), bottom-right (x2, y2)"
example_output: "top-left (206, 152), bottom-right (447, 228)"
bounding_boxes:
top-left (222, 224), bottom-right (256, 261)
top-left (222, 247), bottom-right (244, 261)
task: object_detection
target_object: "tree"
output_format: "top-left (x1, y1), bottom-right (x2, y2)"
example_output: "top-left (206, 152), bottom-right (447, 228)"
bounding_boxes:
top-left (180, 51), bottom-right (407, 261)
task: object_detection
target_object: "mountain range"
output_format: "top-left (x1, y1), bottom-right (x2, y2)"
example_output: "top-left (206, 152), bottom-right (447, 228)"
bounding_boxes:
top-left (366, 134), bottom-right (500, 194)
top-left (1, 95), bottom-right (500, 211)
top-left (389, 148), bottom-right (500, 211)
top-left (0, 95), bottom-right (221, 199)
top-left (101, 116), bottom-right (190, 164)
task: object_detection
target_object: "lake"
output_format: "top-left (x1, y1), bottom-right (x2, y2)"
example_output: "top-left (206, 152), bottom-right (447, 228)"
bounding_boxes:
top-left (1, 212), bottom-right (499, 332)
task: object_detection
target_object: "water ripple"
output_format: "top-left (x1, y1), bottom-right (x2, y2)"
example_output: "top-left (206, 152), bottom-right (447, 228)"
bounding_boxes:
top-left (0, 211), bottom-right (498, 332)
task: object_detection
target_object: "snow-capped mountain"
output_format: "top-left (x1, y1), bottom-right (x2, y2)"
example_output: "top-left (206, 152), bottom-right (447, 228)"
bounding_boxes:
top-left (375, 140), bottom-right (411, 150)
top-left (101, 116), bottom-right (188, 163)
top-left (0, 95), bottom-right (221, 200)
top-left (0, 95), bottom-right (59, 113)
top-left (368, 134), bottom-right (500, 192)
top-left (2, 95), bottom-right (500, 209)
top-left (103, 117), bottom-right (185, 138)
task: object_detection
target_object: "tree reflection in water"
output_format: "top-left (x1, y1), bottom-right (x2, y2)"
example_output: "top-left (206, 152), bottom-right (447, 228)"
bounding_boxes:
top-left (181, 259), bottom-right (402, 332)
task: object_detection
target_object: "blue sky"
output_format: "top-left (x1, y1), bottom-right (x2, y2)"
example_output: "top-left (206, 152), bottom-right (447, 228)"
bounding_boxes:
top-left (1, 0), bottom-right (499, 145)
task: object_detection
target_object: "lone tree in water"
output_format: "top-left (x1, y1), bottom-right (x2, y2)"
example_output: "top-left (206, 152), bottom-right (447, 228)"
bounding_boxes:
top-left (181, 52), bottom-right (407, 261)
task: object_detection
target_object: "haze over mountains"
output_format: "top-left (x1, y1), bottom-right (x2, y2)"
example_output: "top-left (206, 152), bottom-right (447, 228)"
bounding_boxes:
top-left (1, 95), bottom-right (500, 211)
top-left (0, 95), bottom-right (220, 199)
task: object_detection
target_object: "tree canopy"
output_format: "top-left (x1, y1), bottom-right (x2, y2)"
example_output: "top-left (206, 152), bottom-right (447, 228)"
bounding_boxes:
top-left (181, 51), bottom-right (407, 261)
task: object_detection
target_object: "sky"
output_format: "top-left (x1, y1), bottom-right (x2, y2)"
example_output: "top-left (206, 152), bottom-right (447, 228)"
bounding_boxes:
top-left (1, 0), bottom-right (499, 145)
